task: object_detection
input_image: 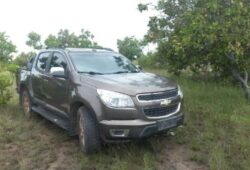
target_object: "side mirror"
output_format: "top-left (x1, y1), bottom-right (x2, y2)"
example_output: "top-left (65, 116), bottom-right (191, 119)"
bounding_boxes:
top-left (26, 62), bottom-right (32, 70)
top-left (135, 65), bottom-right (143, 71)
top-left (50, 67), bottom-right (66, 78)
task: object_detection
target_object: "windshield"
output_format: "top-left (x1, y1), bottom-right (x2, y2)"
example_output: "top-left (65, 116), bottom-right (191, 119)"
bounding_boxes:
top-left (69, 52), bottom-right (139, 74)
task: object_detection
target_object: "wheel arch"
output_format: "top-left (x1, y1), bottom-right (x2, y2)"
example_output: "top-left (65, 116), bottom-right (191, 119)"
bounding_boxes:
top-left (69, 99), bottom-right (98, 135)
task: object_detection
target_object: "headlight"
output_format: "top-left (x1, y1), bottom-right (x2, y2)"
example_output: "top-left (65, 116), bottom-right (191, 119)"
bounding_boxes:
top-left (97, 89), bottom-right (135, 108)
top-left (178, 86), bottom-right (183, 99)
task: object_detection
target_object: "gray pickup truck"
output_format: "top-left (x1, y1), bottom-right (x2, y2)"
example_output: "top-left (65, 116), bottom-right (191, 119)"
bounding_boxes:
top-left (16, 48), bottom-right (184, 154)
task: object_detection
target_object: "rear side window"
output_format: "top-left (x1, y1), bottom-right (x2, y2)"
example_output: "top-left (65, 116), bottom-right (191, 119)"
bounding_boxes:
top-left (36, 52), bottom-right (50, 72)
top-left (49, 52), bottom-right (67, 72)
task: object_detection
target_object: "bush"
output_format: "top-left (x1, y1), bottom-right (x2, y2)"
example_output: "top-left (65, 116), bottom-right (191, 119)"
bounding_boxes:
top-left (0, 73), bottom-right (12, 105)
top-left (0, 62), bottom-right (17, 105)
top-left (14, 52), bottom-right (36, 67)
top-left (138, 53), bottom-right (159, 68)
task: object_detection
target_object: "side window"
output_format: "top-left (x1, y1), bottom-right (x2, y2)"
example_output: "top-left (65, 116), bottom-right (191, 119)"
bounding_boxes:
top-left (49, 52), bottom-right (67, 72)
top-left (36, 52), bottom-right (50, 72)
top-left (29, 56), bottom-right (34, 64)
top-left (27, 56), bottom-right (35, 70)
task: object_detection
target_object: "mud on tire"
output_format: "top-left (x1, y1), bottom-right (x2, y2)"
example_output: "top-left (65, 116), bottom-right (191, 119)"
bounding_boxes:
top-left (77, 106), bottom-right (101, 154)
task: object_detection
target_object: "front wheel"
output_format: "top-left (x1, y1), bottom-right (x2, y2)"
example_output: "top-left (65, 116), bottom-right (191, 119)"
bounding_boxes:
top-left (77, 106), bottom-right (101, 154)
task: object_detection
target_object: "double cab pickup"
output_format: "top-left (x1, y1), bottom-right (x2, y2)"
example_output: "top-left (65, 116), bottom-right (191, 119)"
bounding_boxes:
top-left (16, 48), bottom-right (184, 154)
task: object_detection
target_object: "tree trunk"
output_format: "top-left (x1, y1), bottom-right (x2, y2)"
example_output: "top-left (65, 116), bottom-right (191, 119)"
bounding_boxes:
top-left (231, 69), bottom-right (250, 99)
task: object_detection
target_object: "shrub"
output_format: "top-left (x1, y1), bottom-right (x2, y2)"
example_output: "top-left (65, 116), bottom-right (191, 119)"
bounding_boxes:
top-left (14, 52), bottom-right (36, 67)
top-left (0, 62), bottom-right (17, 105)
top-left (0, 72), bottom-right (12, 105)
top-left (138, 53), bottom-right (159, 68)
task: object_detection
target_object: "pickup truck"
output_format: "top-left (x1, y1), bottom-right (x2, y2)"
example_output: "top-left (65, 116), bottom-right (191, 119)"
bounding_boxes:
top-left (16, 48), bottom-right (184, 154)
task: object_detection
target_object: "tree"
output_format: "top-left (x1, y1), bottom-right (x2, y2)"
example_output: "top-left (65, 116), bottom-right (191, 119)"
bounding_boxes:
top-left (26, 29), bottom-right (100, 49)
top-left (0, 32), bottom-right (16, 104)
top-left (139, 0), bottom-right (250, 99)
top-left (14, 52), bottom-right (36, 67)
top-left (0, 32), bottom-right (16, 62)
top-left (44, 35), bottom-right (60, 48)
top-left (26, 32), bottom-right (43, 50)
top-left (44, 29), bottom-right (99, 48)
top-left (117, 36), bottom-right (143, 60)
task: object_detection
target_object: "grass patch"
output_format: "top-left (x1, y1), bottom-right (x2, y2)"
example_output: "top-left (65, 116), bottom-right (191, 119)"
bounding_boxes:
top-left (0, 68), bottom-right (249, 169)
top-left (147, 68), bottom-right (250, 170)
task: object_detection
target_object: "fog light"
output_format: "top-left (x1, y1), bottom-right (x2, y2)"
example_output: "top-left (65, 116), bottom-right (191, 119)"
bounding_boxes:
top-left (110, 129), bottom-right (129, 137)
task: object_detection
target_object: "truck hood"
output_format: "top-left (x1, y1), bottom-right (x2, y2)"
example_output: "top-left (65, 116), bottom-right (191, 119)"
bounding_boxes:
top-left (81, 72), bottom-right (177, 96)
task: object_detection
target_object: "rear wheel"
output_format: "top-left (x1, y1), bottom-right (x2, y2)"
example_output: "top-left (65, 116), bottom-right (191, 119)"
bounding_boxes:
top-left (21, 90), bottom-right (33, 118)
top-left (77, 106), bottom-right (101, 154)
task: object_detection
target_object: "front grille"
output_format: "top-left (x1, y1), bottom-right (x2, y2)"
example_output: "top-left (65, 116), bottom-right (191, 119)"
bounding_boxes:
top-left (144, 103), bottom-right (179, 117)
top-left (137, 89), bottom-right (178, 101)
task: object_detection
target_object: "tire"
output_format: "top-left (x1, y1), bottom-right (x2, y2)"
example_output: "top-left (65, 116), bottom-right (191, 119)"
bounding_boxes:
top-left (21, 90), bottom-right (33, 118)
top-left (77, 106), bottom-right (101, 154)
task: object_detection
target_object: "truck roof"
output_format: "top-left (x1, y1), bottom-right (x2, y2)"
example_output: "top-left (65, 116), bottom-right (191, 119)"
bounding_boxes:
top-left (40, 47), bottom-right (114, 53)
top-left (66, 48), bottom-right (113, 52)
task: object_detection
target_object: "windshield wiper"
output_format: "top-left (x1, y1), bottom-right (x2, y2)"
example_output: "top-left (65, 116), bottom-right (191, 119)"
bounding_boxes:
top-left (78, 71), bottom-right (104, 75)
top-left (111, 70), bottom-right (140, 74)
top-left (110, 71), bottom-right (129, 74)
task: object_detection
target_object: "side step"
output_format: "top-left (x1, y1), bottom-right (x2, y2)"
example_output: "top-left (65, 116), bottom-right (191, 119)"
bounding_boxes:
top-left (32, 106), bottom-right (71, 131)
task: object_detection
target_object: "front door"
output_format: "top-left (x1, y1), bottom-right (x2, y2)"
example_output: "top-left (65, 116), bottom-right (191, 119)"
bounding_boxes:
top-left (43, 52), bottom-right (69, 113)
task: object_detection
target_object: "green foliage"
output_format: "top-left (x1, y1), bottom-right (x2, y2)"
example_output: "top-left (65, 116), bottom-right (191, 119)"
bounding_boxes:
top-left (138, 53), bottom-right (158, 68)
top-left (117, 36), bottom-right (143, 60)
top-left (0, 63), bottom-right (13, 105)
top-left (146, 68), bottom-right (250, 170)
top-left (138, 3), bottom-right (149, 12)
top-left (140, 0), bottom-right (250, 98)
top-left (44, 29), bottom-right (99, 48)
top-left (44, 35), bottom-right (59, 48)
top-left (26, 32), bottom-right (43, 50)
top-left (0, 74), bottom-right (12, 105)
top-left (7, 63), bottom-right (19, 75)
top-left (0, 32), bottom-right (16, 104)
top-left (0, 32), bottom-right (16, 62)
top-left (14, 52), bottom-right (36, 67)
top-left (26, 29), bottom-right (100, 50)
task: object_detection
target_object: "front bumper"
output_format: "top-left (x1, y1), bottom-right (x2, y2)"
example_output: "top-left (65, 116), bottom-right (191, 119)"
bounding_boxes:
top-left (99, 112), bottom-right (184, 142)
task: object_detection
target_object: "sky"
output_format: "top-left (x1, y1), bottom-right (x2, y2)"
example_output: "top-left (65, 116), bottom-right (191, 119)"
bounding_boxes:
top-left (0, 0), bottom-right (154, 54)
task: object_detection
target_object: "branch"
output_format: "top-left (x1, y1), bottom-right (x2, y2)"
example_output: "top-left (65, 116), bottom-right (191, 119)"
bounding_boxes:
top-left (244, 70), bottom-right (249, 89)
top-left (227, 53), bottom-right (249, 88)
top-left (231, 69), bottom-right (243, 82)
top-left (232, 69), bottom-right (249, 88)
top-left (244, 70), bottom-right (248, 84)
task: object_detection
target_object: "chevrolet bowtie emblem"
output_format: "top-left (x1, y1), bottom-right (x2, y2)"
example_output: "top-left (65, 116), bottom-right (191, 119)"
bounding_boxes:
top-left (160, 99), bottom-right (171, 106)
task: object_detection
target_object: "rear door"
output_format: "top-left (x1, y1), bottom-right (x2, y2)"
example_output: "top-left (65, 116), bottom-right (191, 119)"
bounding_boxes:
top-left (31, 52), bottom-right (51, 101)
top-left (43, 52), bottom-right (69, 113)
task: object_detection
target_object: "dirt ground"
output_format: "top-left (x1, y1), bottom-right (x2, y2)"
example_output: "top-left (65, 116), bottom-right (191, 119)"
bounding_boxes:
top-left (0, 107), bottom-right (207, 170)
top-left (43, 137), bottom-right (207, 170)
